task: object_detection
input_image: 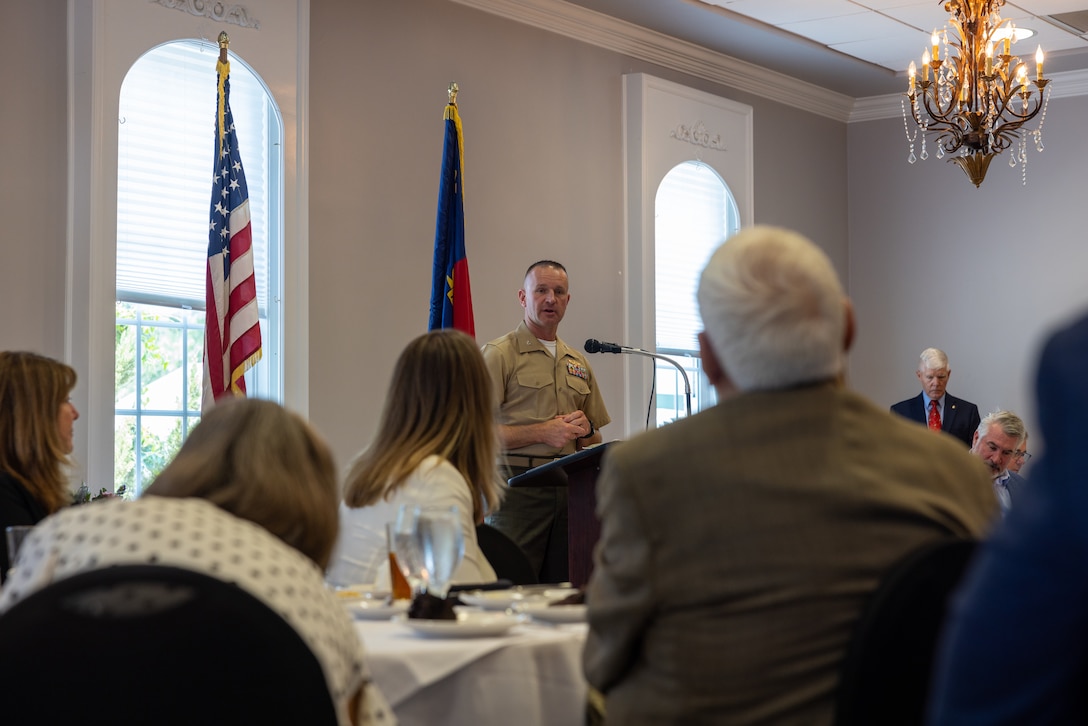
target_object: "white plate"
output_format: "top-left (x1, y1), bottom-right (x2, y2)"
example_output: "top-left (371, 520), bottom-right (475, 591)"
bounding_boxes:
top-left (458, 587), bottom-right (580, 610)
top-left (395, 611), bottom-right (526, 638)
top-left (515, 602), bottom-right (587, 623)
top-left (346, 599), bottom-right (411, 620)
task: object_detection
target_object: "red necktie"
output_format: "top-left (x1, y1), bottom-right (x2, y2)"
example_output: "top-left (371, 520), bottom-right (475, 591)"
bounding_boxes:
top-left (928, 400), bottom-right (941, 432)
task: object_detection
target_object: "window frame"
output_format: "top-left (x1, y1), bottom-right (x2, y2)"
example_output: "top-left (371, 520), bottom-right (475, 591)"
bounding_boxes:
top-left (622, 73), bottom-right (754, 436)
top-left (66, 1), bottom-right (309, 492)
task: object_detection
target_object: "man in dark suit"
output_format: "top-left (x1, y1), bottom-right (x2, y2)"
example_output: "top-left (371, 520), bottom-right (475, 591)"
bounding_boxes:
top-left (584, 226), bottom-right (996, 725)
top-left (891, 347), bottom-right (981, 447)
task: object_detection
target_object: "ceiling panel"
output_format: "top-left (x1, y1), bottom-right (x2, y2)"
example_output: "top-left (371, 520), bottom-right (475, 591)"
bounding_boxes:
top-left (565, 0), bottom-right (1088, 96)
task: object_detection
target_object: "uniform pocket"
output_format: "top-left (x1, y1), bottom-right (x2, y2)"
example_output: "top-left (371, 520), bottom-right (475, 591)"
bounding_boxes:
top-left (515, 372), bottom-right (552, 390)
top-left (565, 375), bottom-right (590, 395)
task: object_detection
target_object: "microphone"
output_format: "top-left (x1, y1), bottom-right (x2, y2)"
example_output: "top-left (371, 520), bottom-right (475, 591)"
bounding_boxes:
top-left (584, 339), bottom-right (625, 354)
top-left (583, 339), bottom-right (693, 418)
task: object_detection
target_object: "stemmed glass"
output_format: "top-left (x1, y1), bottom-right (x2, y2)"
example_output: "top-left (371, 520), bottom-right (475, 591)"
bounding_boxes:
top-left (389, 505), bottom-right (427, 597)
top-left (417, 506), bottom-right (465, 599)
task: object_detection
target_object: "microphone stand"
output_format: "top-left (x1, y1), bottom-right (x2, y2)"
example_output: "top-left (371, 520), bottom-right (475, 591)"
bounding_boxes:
top-left (623, 348), bottom-right (692, 418)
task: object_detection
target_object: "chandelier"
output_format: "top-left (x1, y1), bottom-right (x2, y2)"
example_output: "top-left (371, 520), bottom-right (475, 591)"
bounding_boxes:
top-left (903, 0), bottom-right (1051, 187)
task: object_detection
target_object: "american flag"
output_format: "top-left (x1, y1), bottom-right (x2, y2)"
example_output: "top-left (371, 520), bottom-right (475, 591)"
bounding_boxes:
top-left (202, 58), bottom-right (261, 411)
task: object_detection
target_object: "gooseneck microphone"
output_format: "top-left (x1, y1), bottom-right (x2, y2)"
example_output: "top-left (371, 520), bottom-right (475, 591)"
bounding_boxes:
top-left (584, 338), bottom-right (693, 418)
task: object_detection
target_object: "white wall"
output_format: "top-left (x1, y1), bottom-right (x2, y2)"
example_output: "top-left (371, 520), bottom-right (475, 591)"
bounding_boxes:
top-left (847, 93), bottom-right (1088, 466)
top-left (0, 1), bottom-right (67, 357)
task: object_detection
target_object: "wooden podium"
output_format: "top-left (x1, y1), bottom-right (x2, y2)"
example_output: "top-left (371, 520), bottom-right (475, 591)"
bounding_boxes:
top-left (508, 442), bottom-right (614, 588)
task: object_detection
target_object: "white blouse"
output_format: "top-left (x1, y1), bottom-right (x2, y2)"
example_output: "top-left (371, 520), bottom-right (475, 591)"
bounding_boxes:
top-left (326, 455), bottom-right (496, 588)
top-left (0, 496), bottom-right (394, 726)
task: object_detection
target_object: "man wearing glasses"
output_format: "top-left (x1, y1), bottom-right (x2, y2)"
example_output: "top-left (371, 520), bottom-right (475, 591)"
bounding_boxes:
top-left (1004, 431), bottom-right (1031, 502)
top-left (1009, 431), bottom-right (1031, 476)
top-left (969, 411), bottom-right (1027, 515)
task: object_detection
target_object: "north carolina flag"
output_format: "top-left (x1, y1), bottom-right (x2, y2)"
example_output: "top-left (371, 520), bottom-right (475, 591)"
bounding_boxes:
top-left (202, 58), bottom-right (262, 411)
top-left (429, 96), bottom-right (475, 337)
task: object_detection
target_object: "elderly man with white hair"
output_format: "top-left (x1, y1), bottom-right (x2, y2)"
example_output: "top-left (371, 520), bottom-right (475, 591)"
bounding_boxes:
top-left (891, 347), bottom-right (981, 447)
top-left (583, 225), bottom-right (997, 725)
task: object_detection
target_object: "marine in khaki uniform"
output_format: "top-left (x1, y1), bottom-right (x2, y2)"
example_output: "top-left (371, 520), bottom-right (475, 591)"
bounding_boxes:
top-left (482, 260), bottom-right (610, 583)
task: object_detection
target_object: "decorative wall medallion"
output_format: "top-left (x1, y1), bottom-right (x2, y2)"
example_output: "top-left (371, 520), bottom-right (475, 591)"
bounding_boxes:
top-left (150, 0), bottom-right (261, 30)
top-left (670, 121), bottom-right (727, 151)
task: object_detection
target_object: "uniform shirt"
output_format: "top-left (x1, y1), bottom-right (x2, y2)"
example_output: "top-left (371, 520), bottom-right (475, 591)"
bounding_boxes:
top-left (482, 321), bottom-right (611, 457)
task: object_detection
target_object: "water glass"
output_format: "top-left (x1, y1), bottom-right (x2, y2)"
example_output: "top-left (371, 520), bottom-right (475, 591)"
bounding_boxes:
top-left (417, 506), bottom-right (465, 599)
top-left (385, 522), bottom-right (414, 600)
top-left (389, 505), bottom-right (427, 594)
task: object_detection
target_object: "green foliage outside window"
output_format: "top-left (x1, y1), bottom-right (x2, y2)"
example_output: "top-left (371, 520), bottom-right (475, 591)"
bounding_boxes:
top-left (114, 302), bottom-right (202, 495)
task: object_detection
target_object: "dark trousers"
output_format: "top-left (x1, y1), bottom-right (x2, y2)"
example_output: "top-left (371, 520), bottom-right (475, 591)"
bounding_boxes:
top-left (486, 467), bottom-right (569, 584)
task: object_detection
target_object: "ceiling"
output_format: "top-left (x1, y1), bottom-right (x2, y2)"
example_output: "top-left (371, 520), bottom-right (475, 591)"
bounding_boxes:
top-left (563, 0), bottom-right (1088, 97)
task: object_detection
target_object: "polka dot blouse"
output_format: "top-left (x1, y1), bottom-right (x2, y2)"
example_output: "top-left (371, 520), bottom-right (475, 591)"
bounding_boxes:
top-left (0, 496), bottom-right (394, 726)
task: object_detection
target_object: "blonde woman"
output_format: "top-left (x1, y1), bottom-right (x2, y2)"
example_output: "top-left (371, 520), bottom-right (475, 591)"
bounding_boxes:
top-left (0, 351), bottom-right (79, 579)
top-left (327, 329), bottom-right (503, 587)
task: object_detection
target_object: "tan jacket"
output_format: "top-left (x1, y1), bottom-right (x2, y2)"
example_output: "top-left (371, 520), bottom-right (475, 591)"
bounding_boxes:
top-left (584, 382), bottom-right (996, 725)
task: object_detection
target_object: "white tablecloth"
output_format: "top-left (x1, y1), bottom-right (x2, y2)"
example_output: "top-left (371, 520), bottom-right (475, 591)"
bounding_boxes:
top-left (355, 617), bottom-right (589, 726)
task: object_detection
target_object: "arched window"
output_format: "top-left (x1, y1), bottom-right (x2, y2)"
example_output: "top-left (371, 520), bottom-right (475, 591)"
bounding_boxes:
top-left (623, 74), bottom-right (753, 435)
top-left (114, 41), bottom-right (283, 494)
top-left (654, 161), bottom-right (740, 425)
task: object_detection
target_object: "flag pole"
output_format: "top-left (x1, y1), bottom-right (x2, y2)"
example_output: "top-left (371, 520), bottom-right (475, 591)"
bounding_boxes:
top-left (428, 81), bottom-right (475, 337)
top-left (202, 29), bottom-right (262, 409)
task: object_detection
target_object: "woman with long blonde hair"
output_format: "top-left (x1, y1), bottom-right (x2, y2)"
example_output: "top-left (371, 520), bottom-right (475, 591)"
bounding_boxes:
top-left (0, 351), bottom-right (79, 579)
top-left (327, 329), bottom-right (503, 587)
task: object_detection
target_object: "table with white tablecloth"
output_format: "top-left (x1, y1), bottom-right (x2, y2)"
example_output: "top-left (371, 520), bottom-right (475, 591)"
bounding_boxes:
top-left (355, 617), bottom-right (589, 726)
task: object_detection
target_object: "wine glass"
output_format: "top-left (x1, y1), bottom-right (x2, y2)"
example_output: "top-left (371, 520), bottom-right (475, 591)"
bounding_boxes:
top-left (389, 505), bottom-right (427, 596)
top-left (417, 506), bottom-right (465, 599)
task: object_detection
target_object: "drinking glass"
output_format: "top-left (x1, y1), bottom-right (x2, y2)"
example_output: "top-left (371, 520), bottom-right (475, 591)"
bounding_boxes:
top-left (385, 522), bottom-right (413, 600)
top-left (417, 506), bottom-right (465, 599)
top-left (389, 505), bottom-right (427, 595)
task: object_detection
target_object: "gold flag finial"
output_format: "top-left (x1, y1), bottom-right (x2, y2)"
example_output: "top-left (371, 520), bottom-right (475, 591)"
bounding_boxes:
top-left (448, 82), bottom-right (459, 105)
top-left (218, 31), bottom-right (230, 63)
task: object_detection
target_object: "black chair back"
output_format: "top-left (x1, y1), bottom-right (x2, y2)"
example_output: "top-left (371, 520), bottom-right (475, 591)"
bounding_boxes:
top-left (0, 564), bottom-right (340, 725)
top-left (476, 522), bottom-right (539, 585)
top-left (834, 538), bottom-right (978, 726)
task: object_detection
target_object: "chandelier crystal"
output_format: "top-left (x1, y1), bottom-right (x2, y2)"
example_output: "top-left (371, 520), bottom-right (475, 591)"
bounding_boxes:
top-left (904, 0), bottom-right (1051, 187)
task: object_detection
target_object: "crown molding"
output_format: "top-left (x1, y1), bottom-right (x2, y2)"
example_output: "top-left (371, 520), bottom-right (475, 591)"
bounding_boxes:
top-left (452, 0), bottom-right (1088, 125)
top-left (450, 0), bottom-right (855, 123)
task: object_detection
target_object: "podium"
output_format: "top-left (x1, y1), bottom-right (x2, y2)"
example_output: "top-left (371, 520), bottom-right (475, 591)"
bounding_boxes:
top-left (508, 442), bottom-right (614, 587)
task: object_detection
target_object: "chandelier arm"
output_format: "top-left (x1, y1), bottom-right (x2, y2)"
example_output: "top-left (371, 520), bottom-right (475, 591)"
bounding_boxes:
top-left (918, 86), bottom-right (963, 128)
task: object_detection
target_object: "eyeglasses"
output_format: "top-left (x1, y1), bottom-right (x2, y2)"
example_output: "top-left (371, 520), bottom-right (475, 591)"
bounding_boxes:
top-left (1013, 451), bottom-right (1033, 462)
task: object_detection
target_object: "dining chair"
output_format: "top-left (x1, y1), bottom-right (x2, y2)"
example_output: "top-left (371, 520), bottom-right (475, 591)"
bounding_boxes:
top-left (0, 564), bottom-right (340, 725)
top-left (834, 538), bottom-right (979, 726)
top-left (476, 522), bottom-right (539, 585)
